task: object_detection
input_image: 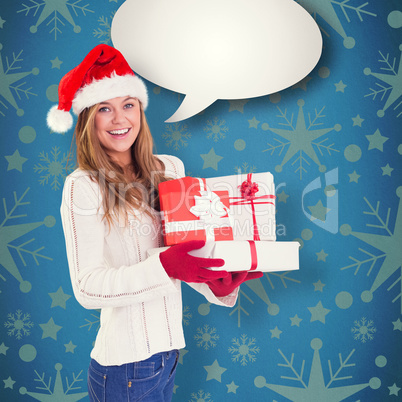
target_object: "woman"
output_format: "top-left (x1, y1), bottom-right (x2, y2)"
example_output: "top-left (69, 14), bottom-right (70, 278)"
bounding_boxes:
top-left (50, 44), bottom-right (261, 401)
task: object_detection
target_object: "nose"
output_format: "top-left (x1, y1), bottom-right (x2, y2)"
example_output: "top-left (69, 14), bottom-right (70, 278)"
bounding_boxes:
top-left (112, 109), bottom-right (126, 124)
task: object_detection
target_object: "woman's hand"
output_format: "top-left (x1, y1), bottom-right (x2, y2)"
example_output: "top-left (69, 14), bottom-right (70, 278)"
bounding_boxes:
top-left (207, 271), bottom-right (263, 297)
top-left (159, 240), bottom-right (229, 283)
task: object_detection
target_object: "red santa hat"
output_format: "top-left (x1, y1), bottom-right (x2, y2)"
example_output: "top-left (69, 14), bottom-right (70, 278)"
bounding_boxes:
top-left (47, 44), bottom-right (148, 133)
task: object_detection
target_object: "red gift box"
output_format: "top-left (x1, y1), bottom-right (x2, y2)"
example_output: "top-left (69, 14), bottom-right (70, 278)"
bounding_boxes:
top-left (159, 177), bottom-right (234, 246)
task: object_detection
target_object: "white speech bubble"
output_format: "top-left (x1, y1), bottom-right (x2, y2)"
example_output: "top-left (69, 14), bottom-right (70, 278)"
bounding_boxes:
top-left (111, 0), bottom-right (322, 123)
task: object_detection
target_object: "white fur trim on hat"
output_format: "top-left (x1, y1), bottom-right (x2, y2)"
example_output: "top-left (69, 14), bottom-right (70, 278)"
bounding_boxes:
top-left (72, 73), bottom-right (148, 115)
top-left (47, 105), bottom-right (74, 133)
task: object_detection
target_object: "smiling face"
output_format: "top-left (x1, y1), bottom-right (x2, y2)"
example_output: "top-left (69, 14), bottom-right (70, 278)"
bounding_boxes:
top-left (94, 96), bottom-right (141, 166)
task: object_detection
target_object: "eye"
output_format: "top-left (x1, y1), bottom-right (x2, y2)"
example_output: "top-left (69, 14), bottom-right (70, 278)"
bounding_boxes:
top-left (124, 103), bottom-right (134, 109)
top-left (98, 106), bottom-right (110, 112)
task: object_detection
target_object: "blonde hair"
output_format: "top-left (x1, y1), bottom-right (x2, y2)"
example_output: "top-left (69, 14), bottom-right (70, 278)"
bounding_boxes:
top-left (74, 102), bottom-right (169, 227)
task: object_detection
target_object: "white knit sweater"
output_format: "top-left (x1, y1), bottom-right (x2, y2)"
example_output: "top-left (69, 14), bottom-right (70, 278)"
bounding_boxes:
top-left (60, 154), bottom-right (237, 366)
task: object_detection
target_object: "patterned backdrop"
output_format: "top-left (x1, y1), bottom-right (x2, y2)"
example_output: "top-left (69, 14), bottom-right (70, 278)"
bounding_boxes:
top-left (1, 1), bottom-right (401, 401)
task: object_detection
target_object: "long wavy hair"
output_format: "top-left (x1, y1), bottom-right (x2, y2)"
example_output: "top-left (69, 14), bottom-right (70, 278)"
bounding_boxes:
top-left (74, 101), bottom-right (169, 227)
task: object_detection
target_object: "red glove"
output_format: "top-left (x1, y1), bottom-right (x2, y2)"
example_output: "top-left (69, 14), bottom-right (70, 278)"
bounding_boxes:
top-left (207, 270), bottom-right (263, 297)
top-left (159, 240), bottom-right (229, 283)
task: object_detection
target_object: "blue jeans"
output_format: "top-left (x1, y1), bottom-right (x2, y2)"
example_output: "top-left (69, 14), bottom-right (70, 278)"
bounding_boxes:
top-left (87, 350), bottom-right (179, 401)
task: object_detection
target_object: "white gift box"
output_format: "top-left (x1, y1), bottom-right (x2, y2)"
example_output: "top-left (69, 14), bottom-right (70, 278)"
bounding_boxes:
top-left (205, 172), bottom-right (276, 241)
top-left (148, 241), bottom-right (299, 273)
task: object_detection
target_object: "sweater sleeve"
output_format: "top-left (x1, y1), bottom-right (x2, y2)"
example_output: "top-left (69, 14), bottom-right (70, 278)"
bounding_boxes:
top-left (157, 154), bottom-right (185, 179)
top-left (60, 171), bottom-right (179, 310)
top-left (187, 283), bottom-right (239, 307)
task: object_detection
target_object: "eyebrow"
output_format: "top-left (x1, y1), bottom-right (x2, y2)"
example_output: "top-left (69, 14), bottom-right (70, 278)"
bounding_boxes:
top-left (99, 97), bottom-right (136, 105)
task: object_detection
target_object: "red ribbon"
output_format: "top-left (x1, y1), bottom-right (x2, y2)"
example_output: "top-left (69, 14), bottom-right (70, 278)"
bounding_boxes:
top-left (248, 240), bottom-right (258, 270)
top-left (229, 173), bottom-right (276, 241)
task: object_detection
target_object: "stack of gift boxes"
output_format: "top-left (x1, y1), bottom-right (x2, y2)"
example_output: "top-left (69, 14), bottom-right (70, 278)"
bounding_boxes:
top-left (150, 172), bottom-right (299, 273)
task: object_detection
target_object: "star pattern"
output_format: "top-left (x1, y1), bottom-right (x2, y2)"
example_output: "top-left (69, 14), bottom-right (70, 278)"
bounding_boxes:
top-left (204, 360), bottom-right (227, 382)
top-left (50, 57), bottom-right (63, 69)
top-left (200, 148), bottom-right (223, 170)
top-left (388, 383), bottom-right (401, 396)
top-left (298, 0), bottom-right (375, 48)
top-left (381, 163), bottom-right (393, 176)
top-left (226, 381), bottom-right (239, 393)
top-left (341, 187), bottom-right (402, 312)
top-left (0, 188), bottom-right (54, 293)
top-left (316, 249), bottom-right (328, 261)
top-left (0, 46), bottom-right (39, 116)
top-left (5, 150), bottom-right (28, 172)
top-left (64, 341), bottom-right (77, 353)
top-left (392, 318), bottom-right (402, 331)
top-left (270, 326), bottom-right (282, 339)
top-left (49, 287), bottom-right (71, 309)
top-left (228, 99), bottom-right (249, 113)
top-left (352, 115), bottom-right (364, 126)
top-left (178, 348), bottom-right (188, 365)
top-left (366, 129), bottom-right (388, 151)
top-left (313, 280), bottom-right (326, 292)
top-left (290, 314), bottom-right (303, 326)
top-left (20, 363), bottom-right (87, 400)
top-left (4, 376), bottom-right (16, 389)
top-left (0, 343), bottom-right (9, 355)
top-left (348, 171), bottom-right (361, 183)
top-left (248, 117), bottom-right (260, 128)
top-left (259, 338), bottom-right (378, 401)
top-left (308, 301), bottom-right (331, 323)
top-left (18, 0), bottom-right (94, 39)
top-left (298, 0), bottom-right (353, 46)
top-left (335, 80), bottom-right (347, 92)
top-left (277, 190), bottom-right (290, 203)
top-left (308, 200), bottom-right (330, 222)
top-left (263, 99), bottom-right (341, 179)
top-left (39, 317), bottom-right (62, 340)
top-left (364, 45), bottom-right (402, 117)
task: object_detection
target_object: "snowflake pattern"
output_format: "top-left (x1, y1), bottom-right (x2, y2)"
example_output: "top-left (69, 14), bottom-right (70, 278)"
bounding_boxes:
top-left (255, 338), bottom-right (380, 401)
top-left (228, 334), bottom-right (259, 366)
top-left (234, 162), bottom-right (257, 174)
top-left (0, 45), bottom-right (39, 117)
top-left (19, 363), bottom-right (87, 400)
top-left (204, 117), bottom-right (229, 141)
top-left (194, 324), bottom-right (219, 350)
top-left (17, 0), bottom-right (94, 40)
top-left (34, 146), bottom-right (75, 191)
top-left (262, 99), bottom-right (341, 179)
top-left (182, 305), bottom-right (192, 326)
top-left (0, 188), bottom-right (54, 293)
top-left (189, 390), bottom-right (213, 402)
top-left (364, 45), bottom-right (402, 118)
top-left (4, 309), bottom-right (34, 339)
top-left (231, 272), bottom-right (301, 327)
top-left (162, 123), bottom-right (191, 150)
top-left (79, 311), bottom-right (100, 332)
top-left (297, 0), bottom-right (376, 49)
top-left (93, 12), bottom-right (114, 44)
top-left (352, 317), bottom-right (376, 343)
top-left (341, 187), bottom-right (402, 313)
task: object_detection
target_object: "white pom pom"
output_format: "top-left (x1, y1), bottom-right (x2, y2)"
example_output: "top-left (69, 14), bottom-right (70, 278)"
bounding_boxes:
top-left (46, 105), bottom-right (74, 133)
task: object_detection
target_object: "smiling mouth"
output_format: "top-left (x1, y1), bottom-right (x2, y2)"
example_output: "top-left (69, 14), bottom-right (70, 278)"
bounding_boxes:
top-left (108, 128), bottom-right (131, 136)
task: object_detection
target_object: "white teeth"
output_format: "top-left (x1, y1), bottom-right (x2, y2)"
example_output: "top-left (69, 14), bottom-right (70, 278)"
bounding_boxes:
top-left (109, 128), bottom-right (129, 135)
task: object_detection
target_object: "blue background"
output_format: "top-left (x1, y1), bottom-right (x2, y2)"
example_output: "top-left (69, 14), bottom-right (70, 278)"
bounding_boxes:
top-left (0, 1), bottom-right (401, 401)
